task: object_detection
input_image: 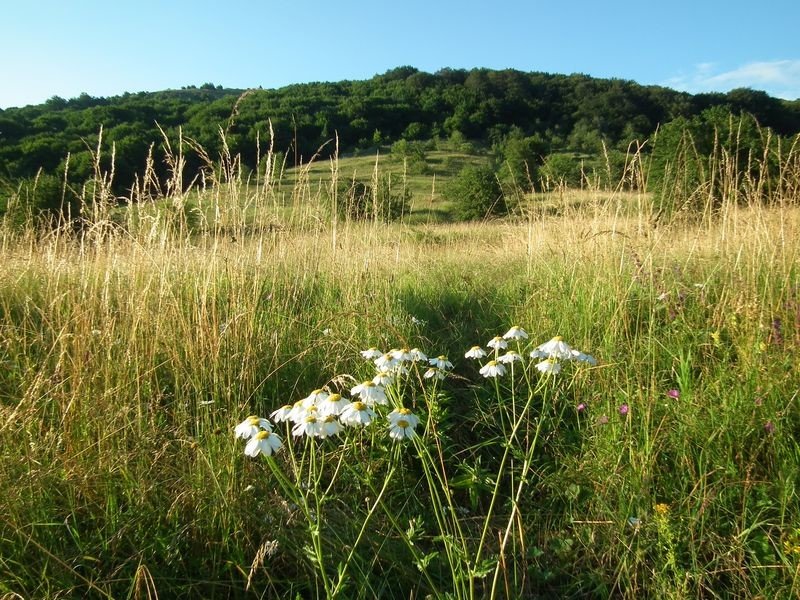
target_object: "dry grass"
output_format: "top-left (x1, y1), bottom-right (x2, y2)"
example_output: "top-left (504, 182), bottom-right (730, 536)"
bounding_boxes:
top-left (1, 136), bottom-right (799, 598)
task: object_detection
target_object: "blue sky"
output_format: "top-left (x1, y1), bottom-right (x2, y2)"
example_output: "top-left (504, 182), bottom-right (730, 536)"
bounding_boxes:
top-left (2, 0), bottom-right (799, 109)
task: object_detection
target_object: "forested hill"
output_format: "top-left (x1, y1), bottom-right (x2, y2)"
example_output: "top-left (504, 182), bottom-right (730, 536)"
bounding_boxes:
top-left (1, 67), bottom-right (799, 192)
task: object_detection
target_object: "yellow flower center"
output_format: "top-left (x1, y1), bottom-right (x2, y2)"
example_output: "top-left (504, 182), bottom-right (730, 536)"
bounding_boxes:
top-left (305, 416), bottom-right (318, 424)
top-left (553, 335), bottom-right (563, 342)
top-left (397, 419), bottom-right (409, 428)
top-left (328, 393), bottom-right (341, 402)
top-left (256, 430), bottom-right (270, 440)
top-left (247, 416), bottom-right (261, 426)
top-left (398, 408), bottom-right (411, 415)
top-left (353, 401), bottom-right (367, 411)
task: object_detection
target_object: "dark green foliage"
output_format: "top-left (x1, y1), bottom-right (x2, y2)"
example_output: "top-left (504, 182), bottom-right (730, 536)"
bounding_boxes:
top-left (494, 127), bottom-right (547, 189)
top-left (0, 172), bottom-right (81, 227)
top-left (444, 165), bottom-right (506, 220)
top-left (540, 152), bottom-right (586, 187)
top-left (648, 107), bottom-right (781, 220)
top-left (1, 67), bottom-right (799, 222)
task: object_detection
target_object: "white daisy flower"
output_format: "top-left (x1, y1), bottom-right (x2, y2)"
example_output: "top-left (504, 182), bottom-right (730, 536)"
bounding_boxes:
top-left (570, 349), bottom-right (598, 366)
top-left (408, 348), bottom-right (428, 362)
top-left (389, 418), bottom-right (418, 441)
top-left (390, 348), bottom-right (414, 362)
top-left (530, 336), bottom-right (574, 361)
top-left (287, 400), bottom-right (308, 424)
top-left (317, 393), bottom-right (349, 417)
top-left (235, 416), bottom-right (272, 439)
top-left (503, 326), bottom-right (529, 340)
top-left (301, 389), bottom-right (329, 409)
top-left (479, 360), bottom-right (507, 378)
top-left (497, 350), bottom-right (522, 364)
top-left (375, 352), bottom-right (401, 371)
top-left (387, 407), bottom-right (420, 429)
top-left (424, 367), bottom-right (446, 380)
top-left (340, 401), bottom-right (375, 426)
top-left (292, 415), bottom-right (324, 437)
top-left (487, 336), bottom-right (508, 351)
top-left (465, 346), bottom-right (487, 359)
top-left (372, 371), bottom-right (395, 386)
top-left (244, 430), bottom-right (283, 456)
top-left (535, 359), bottom-right (562, 375)
top-left (269, 405), bottom-right (293, 423)
top-left (320, 415), bottom-right (343, 438)
top-left (350, 381), bottom-right (388, 406)
top-left (360, 347), bottom-right (383, 360)
top-left (429, 355), bottom-right (453, 370)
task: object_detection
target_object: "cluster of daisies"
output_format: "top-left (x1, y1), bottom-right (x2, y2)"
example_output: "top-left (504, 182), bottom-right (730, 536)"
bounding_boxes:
top-left (234, 346), bottom-right (449, 457)
top-left (465, 327), bottom-right (597, 377)
top-left (234, 329), bottom-right (597, 458)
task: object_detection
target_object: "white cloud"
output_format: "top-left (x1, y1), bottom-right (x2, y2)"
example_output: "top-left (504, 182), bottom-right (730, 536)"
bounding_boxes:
top-left (664, 60), bottom-right (800, 100)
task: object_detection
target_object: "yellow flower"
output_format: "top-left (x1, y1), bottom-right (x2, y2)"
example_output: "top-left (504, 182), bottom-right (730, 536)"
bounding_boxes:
top-left (654, 503), bottom-right (670, 516)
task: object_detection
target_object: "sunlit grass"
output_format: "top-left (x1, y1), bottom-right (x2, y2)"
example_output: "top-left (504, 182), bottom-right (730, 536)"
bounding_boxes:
top-left (0, 139), bottom-right (799, 598)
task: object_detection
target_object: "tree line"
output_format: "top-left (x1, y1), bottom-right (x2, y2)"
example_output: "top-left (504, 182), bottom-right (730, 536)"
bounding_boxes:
top-left (1, 67), bottom-right (799, 217)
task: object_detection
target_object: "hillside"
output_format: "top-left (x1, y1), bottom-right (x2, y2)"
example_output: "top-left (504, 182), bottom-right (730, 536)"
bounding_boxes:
top-left (2, 66), bottom-right (799, 202)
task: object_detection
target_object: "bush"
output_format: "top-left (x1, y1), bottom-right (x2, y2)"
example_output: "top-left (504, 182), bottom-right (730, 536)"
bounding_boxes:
top-left (444, 165), bottom-right (506, 221)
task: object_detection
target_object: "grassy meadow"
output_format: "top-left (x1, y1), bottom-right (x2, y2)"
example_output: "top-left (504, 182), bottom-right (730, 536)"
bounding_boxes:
top-left (1, 140), bottom-right (799, 599)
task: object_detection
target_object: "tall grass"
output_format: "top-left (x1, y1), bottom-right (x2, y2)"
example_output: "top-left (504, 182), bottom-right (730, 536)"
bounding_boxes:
top-left (0, 131), bottom-right (799, 598)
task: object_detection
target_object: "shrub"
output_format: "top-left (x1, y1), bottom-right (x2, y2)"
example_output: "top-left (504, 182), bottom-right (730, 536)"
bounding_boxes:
top-left (444, 165), bottom-right (506, 221)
